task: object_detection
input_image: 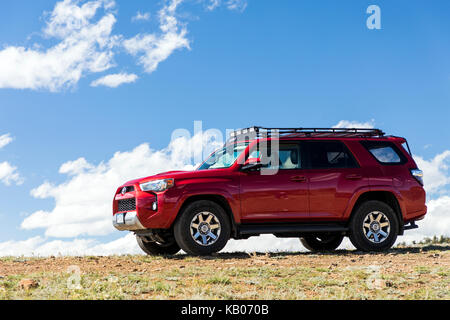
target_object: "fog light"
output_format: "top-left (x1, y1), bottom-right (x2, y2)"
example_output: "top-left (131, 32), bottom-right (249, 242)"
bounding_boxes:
top-left (152, 201), bottom-right (158, 211)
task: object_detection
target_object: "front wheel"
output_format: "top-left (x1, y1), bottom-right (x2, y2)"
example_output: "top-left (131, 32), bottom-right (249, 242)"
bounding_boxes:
top-left (349, 200), bottom-right (399, 252)
top-left (136, 235), bottom-right (181, 255)
top-left (300, 234), bottom-right (344, 252)
top-left (174, 200), bottom-right (231, 256)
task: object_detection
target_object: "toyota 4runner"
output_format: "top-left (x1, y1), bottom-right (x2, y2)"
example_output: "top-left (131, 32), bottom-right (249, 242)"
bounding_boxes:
top-left (113, 127), bottom-right (427, 255)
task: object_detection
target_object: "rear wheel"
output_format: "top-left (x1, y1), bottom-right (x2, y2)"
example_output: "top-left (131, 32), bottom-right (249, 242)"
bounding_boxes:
top-left (136, 235), bottom-right (181, 255)
top-left (174, 200), bottom-right (231, 256)
top-left (300, 234), bottom-right (344, 252)
top-left (349, 200), bottom-right (399, 252)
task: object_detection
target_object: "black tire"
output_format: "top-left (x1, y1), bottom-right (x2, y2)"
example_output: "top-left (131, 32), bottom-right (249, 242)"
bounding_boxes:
top-left (349, 200), bottom-right (399, 252)
top-left (174, 200), bottom-right (231, 256)
top-left (300, 234), bottom-right (344, 252)
top-left (136, 235), bottom-right (181, 255)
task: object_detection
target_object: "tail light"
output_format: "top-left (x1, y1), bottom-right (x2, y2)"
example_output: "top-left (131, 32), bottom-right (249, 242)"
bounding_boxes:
top-left (410, 169), bottom-right (424, 186)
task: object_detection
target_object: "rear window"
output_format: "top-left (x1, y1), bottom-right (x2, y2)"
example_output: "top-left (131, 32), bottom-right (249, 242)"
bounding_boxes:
top-left (361, 141), bottom-right (406, 164)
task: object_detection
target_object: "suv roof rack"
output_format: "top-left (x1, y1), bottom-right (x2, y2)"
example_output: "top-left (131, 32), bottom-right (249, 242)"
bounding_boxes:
top-left (228, 126), bottom-right (385, 142)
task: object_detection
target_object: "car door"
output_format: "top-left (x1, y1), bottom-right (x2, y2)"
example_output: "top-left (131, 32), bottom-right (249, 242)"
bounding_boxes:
top-left (239, 141), bottom-right (309, 222)
top-left (305, 140), bottom-right (367, 220)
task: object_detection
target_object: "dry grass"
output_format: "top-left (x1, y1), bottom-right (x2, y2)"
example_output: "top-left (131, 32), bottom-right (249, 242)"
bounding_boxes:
top-left (0, 243), bottom-right (448, 300)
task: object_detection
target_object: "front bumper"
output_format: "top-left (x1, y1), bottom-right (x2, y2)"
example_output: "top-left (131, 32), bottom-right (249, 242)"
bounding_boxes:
top-left (113, 211), bottom-right (145, 231)
top-left (113, 183), bottom-right (182, 230)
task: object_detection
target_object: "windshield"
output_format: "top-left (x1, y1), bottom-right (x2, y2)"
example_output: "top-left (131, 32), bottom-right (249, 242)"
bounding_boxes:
top-left (197, 143), bottom-right (249, 170)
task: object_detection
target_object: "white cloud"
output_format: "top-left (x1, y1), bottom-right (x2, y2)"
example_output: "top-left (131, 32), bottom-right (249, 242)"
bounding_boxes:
top-left (0, 0), bottom-right (247, 92)
top-left (205, 0), bottom-right (248, 12)
top-left (0, 162), bottom-right (23, 186)
top-left (414, 151), bottom-right (450, 195)
top-left (333, 120), bottom-right (375, 129)
top-left (90, 73), bottom-right (138, 88)
top-left (132, 11), bottom-right (150, 22)
top-left (0, 234), bottom-right (141, 257)
top-left (21, 132), bottom-right (221, 238)
top-left (226, 0), bottom-right (248, 12)
top-left (0, 0), bottom-right (189, 91)
top-left (59, 157), bottom-right (95, 175)
top-left (0, 134), bottom-right (13, 149)
top-left (123, 0), bottom-right (190, 73)
top-left (206, 0), bottom-right (221, 11)
top-left (0, 133), bottom-right (23, 186)
top-left (43, 0), bottom-right (115, 38)
top-left (0, 0), bottom-right (118, 92)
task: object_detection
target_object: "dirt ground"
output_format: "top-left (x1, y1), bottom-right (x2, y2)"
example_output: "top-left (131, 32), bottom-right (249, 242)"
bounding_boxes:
top-left (0, 244), bottom-right (449, 300)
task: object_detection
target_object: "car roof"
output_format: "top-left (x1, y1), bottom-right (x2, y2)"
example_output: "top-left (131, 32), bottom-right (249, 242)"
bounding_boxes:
top-left (231, 136), bottom-right (406, 144)
top-left (227, 127), bottom-right (408, 146)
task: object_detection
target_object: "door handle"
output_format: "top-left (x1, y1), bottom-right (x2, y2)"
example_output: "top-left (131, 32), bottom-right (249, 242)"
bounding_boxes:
top-left (290, 176), bottom-right (307, 182)
top-left (346, 174), bottom-right (362, 180)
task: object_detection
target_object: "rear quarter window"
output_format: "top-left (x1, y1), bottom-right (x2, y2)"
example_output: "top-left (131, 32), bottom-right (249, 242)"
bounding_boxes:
top-left (361, 141), bottom-right (406, 165)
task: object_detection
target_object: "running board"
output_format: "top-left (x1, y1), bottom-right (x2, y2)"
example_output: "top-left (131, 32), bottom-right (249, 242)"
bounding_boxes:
top-left (404, 221), bottom-right (419, 230)
top-left (237, 223), bottom-right (348, 235)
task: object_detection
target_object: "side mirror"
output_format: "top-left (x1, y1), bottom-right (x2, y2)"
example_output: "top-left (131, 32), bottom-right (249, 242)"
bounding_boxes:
top-left (241, 158), bottom-right (263, 171)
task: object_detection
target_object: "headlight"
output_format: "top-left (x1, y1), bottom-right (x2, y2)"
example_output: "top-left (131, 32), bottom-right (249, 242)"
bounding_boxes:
top-left (140, 178), bottom-right (174, 192)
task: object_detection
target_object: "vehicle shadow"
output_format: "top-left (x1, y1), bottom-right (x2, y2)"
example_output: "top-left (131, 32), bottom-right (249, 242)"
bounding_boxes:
top-left (166, 244), bottom-right (450, 260)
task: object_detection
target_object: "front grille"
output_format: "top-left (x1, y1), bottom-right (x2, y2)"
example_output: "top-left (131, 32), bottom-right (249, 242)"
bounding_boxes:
top-left (118, 198), bottom-right (136, 212)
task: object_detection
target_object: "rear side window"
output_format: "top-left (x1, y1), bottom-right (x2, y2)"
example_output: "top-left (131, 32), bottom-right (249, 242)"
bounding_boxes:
top-left (361, 141), bottom-right (406, 164)
top-left (307, 141), bottom-right (357, 169)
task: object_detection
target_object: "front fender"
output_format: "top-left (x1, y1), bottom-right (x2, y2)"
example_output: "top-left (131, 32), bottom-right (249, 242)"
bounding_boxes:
top-left (171, 177), bottom-right (241, 224)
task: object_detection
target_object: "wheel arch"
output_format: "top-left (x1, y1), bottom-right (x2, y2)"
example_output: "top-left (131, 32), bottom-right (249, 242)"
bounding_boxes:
top-left (349, 191), bottom-right (405, 235)
top-left (176, 194), bottom-right (238, 237)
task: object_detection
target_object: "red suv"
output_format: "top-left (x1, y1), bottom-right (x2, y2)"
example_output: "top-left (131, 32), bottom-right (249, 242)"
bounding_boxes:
top-left (113, 127), bottom-right (427, 255)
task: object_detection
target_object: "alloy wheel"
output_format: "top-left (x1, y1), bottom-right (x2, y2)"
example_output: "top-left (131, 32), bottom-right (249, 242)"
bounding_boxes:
top-left (362, 211), bottom-right (391, 243)
top-left (190, 211), bottom-right (221, 246)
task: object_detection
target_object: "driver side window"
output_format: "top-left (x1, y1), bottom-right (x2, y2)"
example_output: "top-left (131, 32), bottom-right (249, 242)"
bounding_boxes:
top-left (249, 143), bottom-right (302, 170)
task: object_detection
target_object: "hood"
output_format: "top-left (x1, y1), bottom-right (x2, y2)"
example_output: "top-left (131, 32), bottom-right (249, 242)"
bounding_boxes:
top-left (120, 166), bottom-right (234, 187)
top-left (122, 170), bottom-right (192, 186)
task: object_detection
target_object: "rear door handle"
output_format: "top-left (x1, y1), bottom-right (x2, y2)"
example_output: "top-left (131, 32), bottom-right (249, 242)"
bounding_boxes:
top-left (346, 174), bottom-right (362, 180)
top-left (290, 176), bottom-right (307, 182)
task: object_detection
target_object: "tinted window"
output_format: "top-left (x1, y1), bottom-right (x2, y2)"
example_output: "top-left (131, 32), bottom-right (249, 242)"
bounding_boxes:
top-left (276, 145), bottom-right (301, 169)
top-left (362, 141), bottom-right (405, 164)
top-left (249, 143), bottom-right (301, 170)
top-left (308, 141), bottom-right (357, 169)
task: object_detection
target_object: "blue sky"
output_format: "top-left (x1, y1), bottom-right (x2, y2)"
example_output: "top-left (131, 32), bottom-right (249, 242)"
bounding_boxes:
top-left (0, 0), bottom-right (449, 254)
